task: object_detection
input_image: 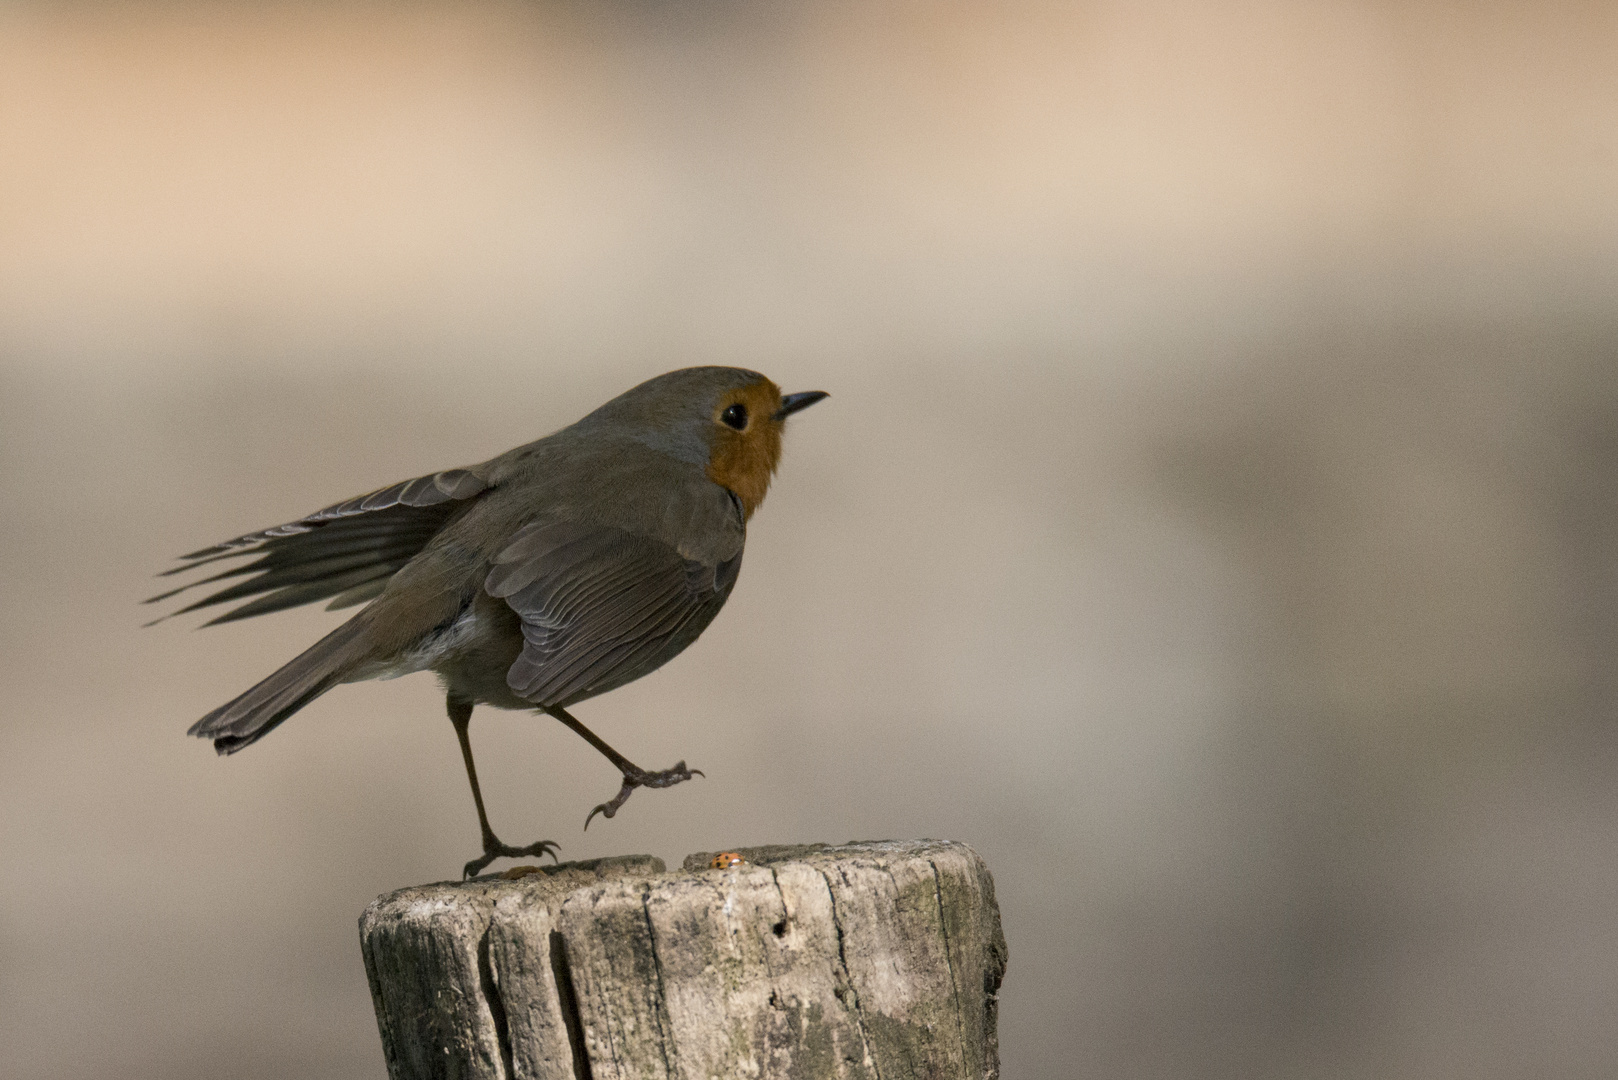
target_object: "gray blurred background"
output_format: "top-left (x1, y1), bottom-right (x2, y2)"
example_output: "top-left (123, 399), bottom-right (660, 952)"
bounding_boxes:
top-left (2, 2), bottom-right (1616, 1077)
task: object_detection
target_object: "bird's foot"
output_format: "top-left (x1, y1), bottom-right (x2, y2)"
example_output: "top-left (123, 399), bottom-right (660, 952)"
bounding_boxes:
top-left (584, 760), bottom-right (704, 829)
top-left (462, 836), bottom-right (561, 880)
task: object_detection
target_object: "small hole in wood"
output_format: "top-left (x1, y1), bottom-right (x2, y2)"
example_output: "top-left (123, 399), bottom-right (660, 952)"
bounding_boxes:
top-left (772, 920), bottom-right (788, 937)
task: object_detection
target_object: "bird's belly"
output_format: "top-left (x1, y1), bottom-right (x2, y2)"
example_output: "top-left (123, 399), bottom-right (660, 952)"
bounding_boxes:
top-left (347, 595), bottom-right (530, 711)
top-left (347, 604), bottom-right (498, 683)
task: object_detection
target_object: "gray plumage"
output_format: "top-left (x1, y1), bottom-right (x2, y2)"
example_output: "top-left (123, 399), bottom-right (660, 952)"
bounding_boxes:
top-left (153, 367), bottom-right (766, 755)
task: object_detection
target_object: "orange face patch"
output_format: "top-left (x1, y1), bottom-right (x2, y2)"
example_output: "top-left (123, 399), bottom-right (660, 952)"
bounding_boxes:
top-left (705, 378), bottom-right (785, 519)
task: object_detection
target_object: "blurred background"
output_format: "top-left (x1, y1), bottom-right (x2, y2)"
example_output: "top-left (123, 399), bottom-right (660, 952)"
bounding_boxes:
top-left (2, 1), bottom-right (1616, 1077)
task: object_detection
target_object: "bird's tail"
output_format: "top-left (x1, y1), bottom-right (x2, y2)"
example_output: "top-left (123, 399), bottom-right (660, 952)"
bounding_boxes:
top-left (188, 616), bottom-right (374, 755)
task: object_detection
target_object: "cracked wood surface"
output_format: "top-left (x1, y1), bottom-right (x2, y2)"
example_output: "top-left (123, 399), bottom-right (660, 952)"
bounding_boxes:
top-left (360, 840), bottom-right (1007, 1080)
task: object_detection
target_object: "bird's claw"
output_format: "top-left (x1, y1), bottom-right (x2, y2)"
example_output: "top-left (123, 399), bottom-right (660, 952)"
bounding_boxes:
top-left (462, 837), bottom-right (561, 880)
top-left (584, 760), bottom-right (703, 830)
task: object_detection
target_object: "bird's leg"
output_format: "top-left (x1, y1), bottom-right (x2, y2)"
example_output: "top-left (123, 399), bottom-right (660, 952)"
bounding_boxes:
top-left (543, 705), bottom-right (703, 829)
top-left (449, 695), bottom-right (559, 879)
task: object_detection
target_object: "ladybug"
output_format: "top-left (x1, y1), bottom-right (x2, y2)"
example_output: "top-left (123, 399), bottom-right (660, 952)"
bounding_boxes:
top-left (710, 852), bottom-right (746, 869)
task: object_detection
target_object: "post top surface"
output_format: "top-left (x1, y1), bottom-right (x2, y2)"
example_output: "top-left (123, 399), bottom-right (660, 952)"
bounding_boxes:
top-left (362, 839), bottom-right (981, 920)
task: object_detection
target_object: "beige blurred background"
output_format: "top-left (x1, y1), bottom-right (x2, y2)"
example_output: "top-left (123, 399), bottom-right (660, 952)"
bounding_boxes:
top-left (3, 1), bottom-right (1617, 1077)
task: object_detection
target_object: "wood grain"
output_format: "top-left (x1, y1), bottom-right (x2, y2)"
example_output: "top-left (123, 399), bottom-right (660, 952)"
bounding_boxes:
top-left (360, 841), bottom-right (1007, 1080)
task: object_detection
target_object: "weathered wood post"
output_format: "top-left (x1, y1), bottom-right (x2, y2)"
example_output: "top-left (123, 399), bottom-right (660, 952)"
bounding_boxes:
top-left (360, 840), bottom-right (1008, 1080)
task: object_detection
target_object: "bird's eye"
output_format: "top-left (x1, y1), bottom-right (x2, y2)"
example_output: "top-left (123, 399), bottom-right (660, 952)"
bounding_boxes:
top-left (720, 403), bottom-right (748, 430)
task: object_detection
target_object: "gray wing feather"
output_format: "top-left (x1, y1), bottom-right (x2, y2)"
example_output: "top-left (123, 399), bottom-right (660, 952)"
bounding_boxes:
top-left (324, 578), bottom-right (391, 611)
top-left (488, 520), bottom-right (738, 707)
top-left (147, 468), bottom-right (488, 625)
top-left (178, 468), bottom-right (485, 558)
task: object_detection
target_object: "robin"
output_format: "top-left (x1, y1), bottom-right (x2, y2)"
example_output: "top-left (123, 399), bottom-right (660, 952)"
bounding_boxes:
top-left (149, 367), bottom-right (827, 877)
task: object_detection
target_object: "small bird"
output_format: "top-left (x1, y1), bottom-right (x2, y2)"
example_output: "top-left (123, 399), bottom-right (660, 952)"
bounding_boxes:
top-left (149, 367), bottom-right (827, 877)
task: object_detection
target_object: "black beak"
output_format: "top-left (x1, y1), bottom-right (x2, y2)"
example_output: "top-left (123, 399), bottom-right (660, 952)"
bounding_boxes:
top-left (774, 390), bottom-right (829, 421)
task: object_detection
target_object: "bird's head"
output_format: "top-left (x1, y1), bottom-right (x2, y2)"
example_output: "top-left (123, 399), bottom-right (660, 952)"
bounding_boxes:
top-left (580, 366), bottom-right (828, 519)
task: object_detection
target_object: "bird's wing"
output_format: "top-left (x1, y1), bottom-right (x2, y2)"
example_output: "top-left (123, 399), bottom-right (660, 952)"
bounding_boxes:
top-left (485, 519), bottom-right (741, 707)
top-left (146, 468), bottom-right (489, 626)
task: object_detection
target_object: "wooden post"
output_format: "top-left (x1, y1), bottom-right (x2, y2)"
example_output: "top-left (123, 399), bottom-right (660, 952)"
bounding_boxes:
top-left (360, 840), bottom-right (1008, 1080)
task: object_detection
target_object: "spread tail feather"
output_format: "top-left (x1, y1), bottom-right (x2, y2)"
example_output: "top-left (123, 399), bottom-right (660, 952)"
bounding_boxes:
top-left (188, 617), bottom-right (373, 755)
